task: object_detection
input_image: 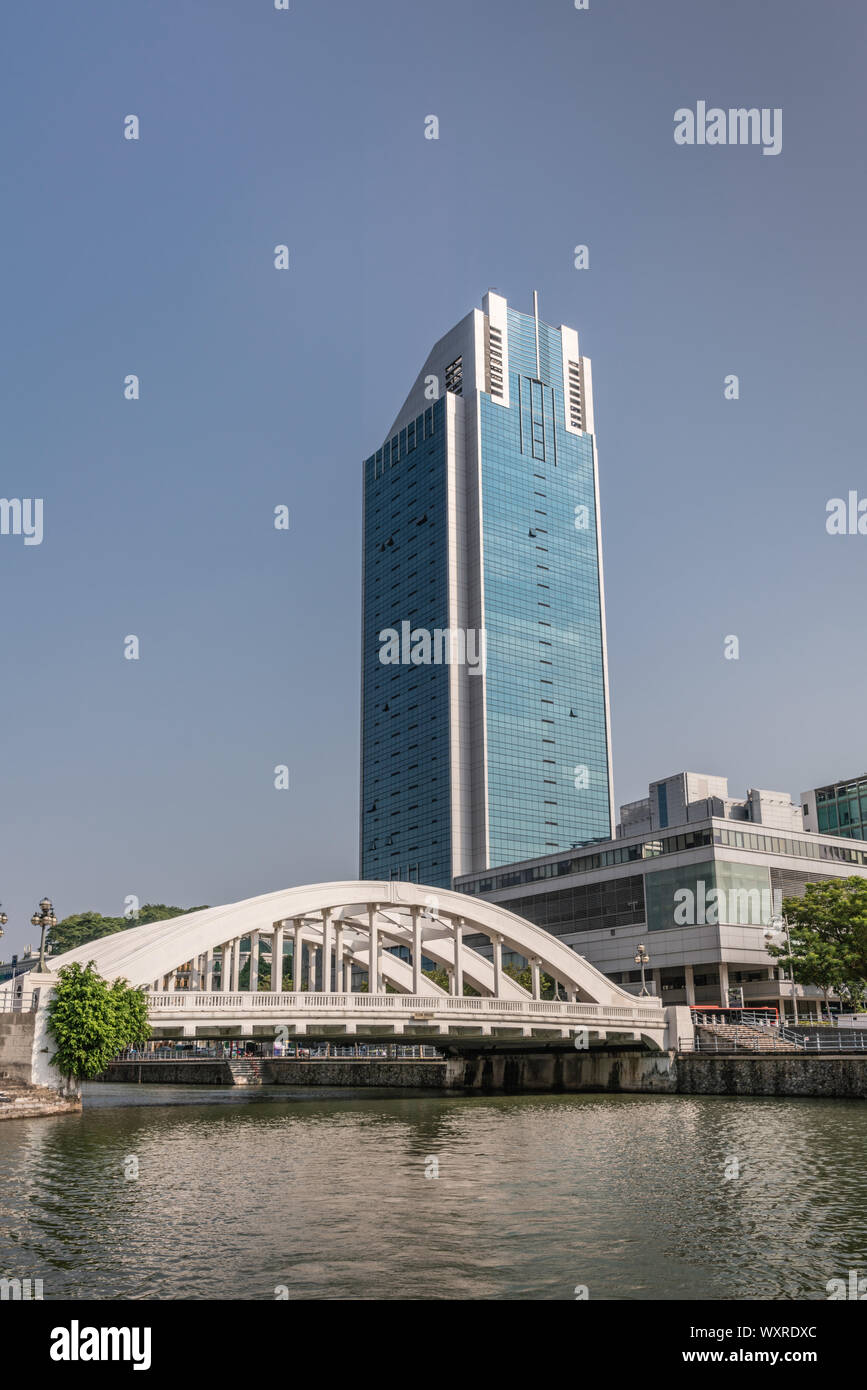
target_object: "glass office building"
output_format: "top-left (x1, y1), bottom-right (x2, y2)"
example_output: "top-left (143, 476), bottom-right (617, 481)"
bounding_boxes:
top-left (360, 291), bottom-right (614, 888)
top-left (802, 776), bottom-right (867, 840)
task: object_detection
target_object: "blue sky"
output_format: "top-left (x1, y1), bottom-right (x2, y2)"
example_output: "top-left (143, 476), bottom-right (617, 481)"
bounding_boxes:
top-left (1, 0), bottom-right (864, 953)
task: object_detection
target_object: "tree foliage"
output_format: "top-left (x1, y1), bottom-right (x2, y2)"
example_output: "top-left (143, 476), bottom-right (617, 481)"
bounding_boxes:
top-left (767, 878), bottom-right (867, 1016)
top-left (46, 962), bottom-right (151, 1083)
top-left (504, 961), bottom-right (556, 998)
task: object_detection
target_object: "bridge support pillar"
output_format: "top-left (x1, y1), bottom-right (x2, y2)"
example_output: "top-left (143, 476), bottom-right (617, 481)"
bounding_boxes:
top-left (411, 907), bottom-right (422, 995)
top-left (454, 921), bottom-right (464, 997)
top-left (531, 958), bottom-right (541, 1000)
top-left (272, 924), bottom-right (284, 992)
top-left (491, 934), bottom-right (503, 997)
top-left (368, 905), bottom-right (380, 993)
top-left (291, 921), bottom-right (301, 991)
top-left (248, 932), bottom-right (259, 992)
top-left (321, 910), bottom-right (333, 993)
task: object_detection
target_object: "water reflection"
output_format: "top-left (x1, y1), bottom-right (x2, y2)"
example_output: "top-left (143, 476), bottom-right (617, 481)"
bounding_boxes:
top-left (0, 1087), bottom-right (864, 1300)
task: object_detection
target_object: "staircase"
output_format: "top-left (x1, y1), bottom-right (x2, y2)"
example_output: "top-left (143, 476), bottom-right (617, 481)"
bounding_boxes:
top-left (227, 1059), bottom-right (263, 1086)
top-left (0, 1076), bottom-right (81, 1118)
top-left (696, 1023), bottom-right (802, 1054)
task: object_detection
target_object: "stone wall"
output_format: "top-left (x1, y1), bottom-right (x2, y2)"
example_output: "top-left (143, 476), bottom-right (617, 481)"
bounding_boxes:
top-left (0, 1012), bottom-right (37, 1084)
top-left (675, 1053), bottom-right (867, 1099)
top-left (450, 1048), bottom-right (677, 1093)
top-left (100, 1051), bottom-right (867, 1099)
top-left (102, 1059), bottom-right (451, 1088)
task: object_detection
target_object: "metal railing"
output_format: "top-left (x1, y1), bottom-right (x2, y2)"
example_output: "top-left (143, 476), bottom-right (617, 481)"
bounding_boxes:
top-left (778, 1026), bottom-right (867, 1053)
top-left (681, 1027), bottom-right (867, 1055)
top-left (111, 1042), bottom-right (444, 1062)
top-left (0, 981), bottom-right (39, 1014)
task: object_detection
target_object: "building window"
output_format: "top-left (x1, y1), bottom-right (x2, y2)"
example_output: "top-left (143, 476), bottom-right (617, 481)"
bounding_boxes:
top-left (445, 357), bottom-right (463, 396)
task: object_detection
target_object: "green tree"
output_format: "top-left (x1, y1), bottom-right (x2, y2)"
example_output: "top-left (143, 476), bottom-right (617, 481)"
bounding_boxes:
top-left (46, 962), bottom-right (151, 1090)
top-left (767, 879), bottom-right (867, 1019)
top-left (420, 967), bottom-right (479, 996)
top-left (781, 878), bottom-right (867, 982)
top-left (504, 961), bottom-right (556, 998)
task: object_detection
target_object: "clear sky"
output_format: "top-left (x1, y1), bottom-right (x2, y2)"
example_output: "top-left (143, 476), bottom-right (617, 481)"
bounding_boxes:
top-left (1, 0), bottom-right (864, 955)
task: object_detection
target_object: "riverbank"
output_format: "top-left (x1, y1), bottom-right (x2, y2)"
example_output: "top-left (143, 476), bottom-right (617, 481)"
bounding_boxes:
top-left (0, 1079), bottom-right (81, 1120)
top-left (99, 1049), bottom-right (867, 1099)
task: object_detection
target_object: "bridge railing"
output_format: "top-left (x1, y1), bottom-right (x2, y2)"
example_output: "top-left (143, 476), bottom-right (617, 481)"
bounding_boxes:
top-left (144, 990), bottom-right (664, 1024)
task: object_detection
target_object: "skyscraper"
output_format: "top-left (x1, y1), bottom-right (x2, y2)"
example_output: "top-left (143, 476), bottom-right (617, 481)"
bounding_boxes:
top-left (360, 290), bottom-right (614, 889)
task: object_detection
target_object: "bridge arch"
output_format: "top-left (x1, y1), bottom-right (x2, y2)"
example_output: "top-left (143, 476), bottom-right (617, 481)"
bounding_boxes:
top-left (48, 879), bottom-right (647, 1009)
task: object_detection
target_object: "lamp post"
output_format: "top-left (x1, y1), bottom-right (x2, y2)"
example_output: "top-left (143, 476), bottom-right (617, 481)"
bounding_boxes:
top-left (0, 904), bottom-right (7, 940)
top-left (767, 915), bottom-right (799, 1025)
top-left (634, 943), bottom-right (650, 997)
top-left (31, 897), bottom-right (57, 973)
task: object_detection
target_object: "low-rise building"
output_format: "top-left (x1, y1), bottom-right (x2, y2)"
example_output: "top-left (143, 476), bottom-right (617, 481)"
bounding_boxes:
top-left (456, 772), bottom-right (867, 1019)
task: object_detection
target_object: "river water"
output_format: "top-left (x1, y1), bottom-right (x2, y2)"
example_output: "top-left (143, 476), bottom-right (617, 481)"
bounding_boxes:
top-left (0, 1085), bottom-right (864, 1300)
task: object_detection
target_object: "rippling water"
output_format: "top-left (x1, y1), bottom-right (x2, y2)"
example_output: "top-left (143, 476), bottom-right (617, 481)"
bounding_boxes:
top-left (0, 1085), bottom-right (865, 1300)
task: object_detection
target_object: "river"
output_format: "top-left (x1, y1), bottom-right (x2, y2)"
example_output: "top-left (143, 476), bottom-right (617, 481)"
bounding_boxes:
top-left (0, 1085), bottom-right (864, 1300)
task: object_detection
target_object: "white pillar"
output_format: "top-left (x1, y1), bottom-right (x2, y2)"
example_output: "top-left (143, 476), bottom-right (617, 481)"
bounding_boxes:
top-left (531, 957), bottom-right (541, 1000)
top-left (718, 961), bottom-right (730, 1005)
top-left (308, 945), bottom-right (318, 992)
top-left (291, 920), bottom-right (301, 990)
top-left (321, 909), bottom-right (332, 993)
top-left (335, 926), bottom-right (344, 993)
top-left (368, 904), bottom-right (379, 994)
top-left (272, 923), bottom-right (284, 992)
top-left (230, 939), bottom-right (240, 991)
top-left (454, 920), bottom-right (464, 997)
top-left (491, 934), bottom-right (503, 998)
top-left (221, 943), bottom-right (232, 992)
top-left (411, 907), bottom-right (422, 995)
top-left (167, 972), bottom-right (176, 992)
top-left (248, 931), bottom-right (259, 992)
top-left (684, 963), bottom-right (696, 1006)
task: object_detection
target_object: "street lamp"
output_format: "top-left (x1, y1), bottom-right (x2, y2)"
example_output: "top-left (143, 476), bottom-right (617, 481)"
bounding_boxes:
top-left (634, 943), bottom-right (651, 997)
top-left (31, 897), bottom-right (57, 973)
top-left (766, 914), bottom-right (799, 1025)
top-left (0, 904), bottom-right (7, 940)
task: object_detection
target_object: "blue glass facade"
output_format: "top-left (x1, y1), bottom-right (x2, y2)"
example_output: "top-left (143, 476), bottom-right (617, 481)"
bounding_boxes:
top-left (359, 295), bottom-right (613, 890)
top-left (480, 309), bottom-right (611, 866)
top-left (360, 400), bottom-right (453, 887)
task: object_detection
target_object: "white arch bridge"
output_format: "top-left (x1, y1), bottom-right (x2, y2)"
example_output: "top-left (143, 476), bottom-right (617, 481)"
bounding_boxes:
top-left (45, 881), bottom-right (667, 1051)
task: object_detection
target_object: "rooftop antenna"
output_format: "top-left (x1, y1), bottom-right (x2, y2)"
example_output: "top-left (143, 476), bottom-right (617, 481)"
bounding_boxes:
top-left (532, 289), bottom-right (541, 378)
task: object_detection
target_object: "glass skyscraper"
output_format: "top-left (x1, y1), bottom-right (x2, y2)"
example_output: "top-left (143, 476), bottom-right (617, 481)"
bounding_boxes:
top-left (360, 290), bottom-right (614, 889)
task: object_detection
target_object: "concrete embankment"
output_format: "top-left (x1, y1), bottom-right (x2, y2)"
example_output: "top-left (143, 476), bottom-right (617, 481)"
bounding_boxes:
top-left (674, 1053), bottom-right (867, 1099)
top-left (103, 1059), bottom-right (451, 1088)
top-left (100, 1051), bottom-right (867, 1100)
top-left (451, 1048), bottom-right (678, 1093)
top-left (0, 1011), bottom-right (81, 1120)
